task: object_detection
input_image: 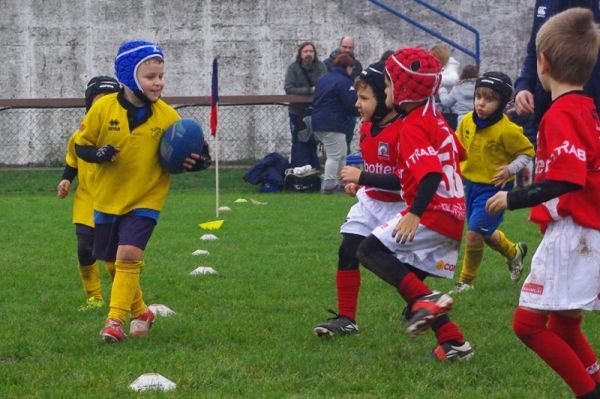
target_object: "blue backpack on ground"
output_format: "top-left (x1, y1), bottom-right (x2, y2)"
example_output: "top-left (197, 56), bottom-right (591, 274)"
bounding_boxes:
top-left (243, 152), bottom-right (290, 192)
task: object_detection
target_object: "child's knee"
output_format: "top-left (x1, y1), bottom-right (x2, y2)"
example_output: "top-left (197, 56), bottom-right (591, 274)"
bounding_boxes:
top-left (77, 234), bottom-right (95, 266)
top-left (513, 307), bottom-right (548, 343)
top-left (116, 244), bottom-right (144, 261)
top-left (338, 234), bottom-right (362, 270)
top-left (356, 235), bottom-right (384, 264)
top-left (466, 230), bottom-right (484, 246)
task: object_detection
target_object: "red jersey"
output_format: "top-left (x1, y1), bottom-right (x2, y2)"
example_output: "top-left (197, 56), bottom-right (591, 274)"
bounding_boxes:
top-left (395, 104), bottom-right (466, 240)
top-left (530, 93), bottom-right (600, 231)
top-left (359, 118), bottom-right (403, 202)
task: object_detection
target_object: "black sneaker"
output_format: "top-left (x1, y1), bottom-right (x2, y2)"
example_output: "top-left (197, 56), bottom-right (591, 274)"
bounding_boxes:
top-left (314, 309), bottom-right (359, 337)
top-left (405, 291), bottom-right (453, 337)
top-left (432, 341), bottom-right (474, 361)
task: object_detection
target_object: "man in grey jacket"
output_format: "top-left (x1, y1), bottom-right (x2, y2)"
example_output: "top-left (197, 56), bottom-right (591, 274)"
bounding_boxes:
top-left (284, 42), bottom-right (327, 168)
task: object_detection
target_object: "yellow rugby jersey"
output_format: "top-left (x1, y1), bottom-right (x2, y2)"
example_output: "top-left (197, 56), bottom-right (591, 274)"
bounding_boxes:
top-left (65, 131), bottom-right (96, 227)
top-left (456, 112), bottom-right (534, 184)
top-left (75, 93), bottom-right (180, 215)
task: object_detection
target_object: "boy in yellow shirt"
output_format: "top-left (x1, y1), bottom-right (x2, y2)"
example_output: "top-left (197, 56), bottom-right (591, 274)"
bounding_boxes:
top-left (453, 72), bottom-right (535, 293)
top-left (75, 40), bottom-right (205, 343)
top-left (57, 76), bottom-right (120, 311)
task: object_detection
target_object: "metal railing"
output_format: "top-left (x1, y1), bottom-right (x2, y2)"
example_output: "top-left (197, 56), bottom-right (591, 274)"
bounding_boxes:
top-left (368, 0), bottom-right (480, 65)
top-left (0, 95), bottom-right (339, 167)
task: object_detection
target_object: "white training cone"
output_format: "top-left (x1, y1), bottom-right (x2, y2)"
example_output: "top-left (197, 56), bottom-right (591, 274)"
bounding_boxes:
top-left (200, 234), bottom-right (218, 241)
top-left (148, 304), bottom-right (176, 317)
top-left (218, 206), bottom-right (232, 212)
top-left (129, 373), bottom-right (176, 392)
top-left (192, 249), bottom-right (210, 256)
top-left (250, 198), bottom-right (267, 205)
top-left (190, 266), bottom-right (217, 276)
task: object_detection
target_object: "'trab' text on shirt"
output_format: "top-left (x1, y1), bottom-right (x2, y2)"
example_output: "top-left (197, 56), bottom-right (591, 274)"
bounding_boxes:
top-left (406, 146), bottom-right (437, 166)
top-left (536, 139), bottom-right (586, 175)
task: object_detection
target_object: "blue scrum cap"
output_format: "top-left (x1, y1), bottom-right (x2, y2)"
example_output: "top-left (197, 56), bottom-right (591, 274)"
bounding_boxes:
top-left (114, 40), bottom-right (164, 94)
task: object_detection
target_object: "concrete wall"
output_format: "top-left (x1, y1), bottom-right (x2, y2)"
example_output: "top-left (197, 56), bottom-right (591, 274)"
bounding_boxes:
top-left (2, 0), bottom-right (535, 99)
top-left (0, 0), bottom-right (536, 165)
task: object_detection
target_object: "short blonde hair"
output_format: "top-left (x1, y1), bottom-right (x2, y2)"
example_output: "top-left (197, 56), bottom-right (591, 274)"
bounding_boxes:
top-left (430, 44), bottom-right (450, 67)
top-left (536, 7), bottom-right (600, 85)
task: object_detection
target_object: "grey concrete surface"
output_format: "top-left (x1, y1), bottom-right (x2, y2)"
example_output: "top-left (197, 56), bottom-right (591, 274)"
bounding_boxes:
top-left (2, 0), bottom-right (534, 99)
top-left (0, 0), bottom-right (536, 165)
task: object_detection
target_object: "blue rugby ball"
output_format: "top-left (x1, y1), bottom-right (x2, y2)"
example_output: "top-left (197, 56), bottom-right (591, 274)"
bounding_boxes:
top-left (159, 119), bottom-right (205, 174)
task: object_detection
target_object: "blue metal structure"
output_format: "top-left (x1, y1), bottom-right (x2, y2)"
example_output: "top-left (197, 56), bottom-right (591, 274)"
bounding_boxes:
top-left (367, 0), bottom-right (480, 65)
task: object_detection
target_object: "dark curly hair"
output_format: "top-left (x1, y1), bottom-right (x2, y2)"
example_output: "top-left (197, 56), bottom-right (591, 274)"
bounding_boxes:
top-left (295, 42), bottom-right (319, 64)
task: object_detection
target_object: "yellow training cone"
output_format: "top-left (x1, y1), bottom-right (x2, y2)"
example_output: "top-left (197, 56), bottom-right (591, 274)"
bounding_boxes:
top-left (198, 220), bottom-right (224, 231)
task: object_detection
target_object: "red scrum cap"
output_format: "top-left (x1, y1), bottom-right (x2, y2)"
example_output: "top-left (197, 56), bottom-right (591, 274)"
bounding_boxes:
top-left (384, 48), bottom-right (442, 106)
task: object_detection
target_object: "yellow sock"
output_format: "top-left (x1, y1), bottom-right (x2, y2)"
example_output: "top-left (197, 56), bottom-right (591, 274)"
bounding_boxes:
top-left (130, 262), bottom-right (147, 319)
top-left (79, 262), bottom-right (102, 299)
top-left (130, 286), bottom-right (147, 319)
top-left (459, 242), bottom-right (485, 284)
top-left (487, 230), bottom-right (517, 260)
top-left (108, 260), bottom-right (143, 323)
top-left (105, 261), bottom-right (116, 281)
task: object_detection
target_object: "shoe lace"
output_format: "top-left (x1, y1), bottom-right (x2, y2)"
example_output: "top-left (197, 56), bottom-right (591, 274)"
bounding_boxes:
top-left (105, 319), bottom-right (123, 330)
top-left (325, 308), bottom-right (341, 321)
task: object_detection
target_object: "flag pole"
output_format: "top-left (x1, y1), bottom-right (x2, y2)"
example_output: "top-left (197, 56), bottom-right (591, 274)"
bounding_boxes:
top-left (215, 124), bottom-right (220, 218)
top-left (210, 57), bottom-right (220, 218)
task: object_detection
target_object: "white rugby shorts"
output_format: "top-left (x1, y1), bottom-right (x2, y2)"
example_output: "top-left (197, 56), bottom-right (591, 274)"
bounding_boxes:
top-left (340, 187), bottom-right (406, 237)
top-left (519, 217), bottom-right (600, 311)
top-left (372, 212), bottom-right (460, 279)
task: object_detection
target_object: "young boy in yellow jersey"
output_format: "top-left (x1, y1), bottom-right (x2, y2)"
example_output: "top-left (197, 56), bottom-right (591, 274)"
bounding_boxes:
top-left (452, 72), bottom-right (535, 293)
top-left (75, 40), bottom-right (206, 343)
top-left (57, 76), bottom-right (120, 311)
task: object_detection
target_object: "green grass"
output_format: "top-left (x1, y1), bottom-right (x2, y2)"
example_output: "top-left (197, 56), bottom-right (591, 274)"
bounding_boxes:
top-left (0, 169), bottom-right (595, 398)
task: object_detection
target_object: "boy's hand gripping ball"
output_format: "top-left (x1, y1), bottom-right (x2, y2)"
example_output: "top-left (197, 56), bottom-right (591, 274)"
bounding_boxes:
top-left (159, 119), bottom-right (205, 174)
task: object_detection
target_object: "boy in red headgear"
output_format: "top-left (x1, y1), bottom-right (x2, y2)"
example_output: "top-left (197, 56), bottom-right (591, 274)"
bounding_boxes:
top-left (357, 48), bottom-right (473, 360)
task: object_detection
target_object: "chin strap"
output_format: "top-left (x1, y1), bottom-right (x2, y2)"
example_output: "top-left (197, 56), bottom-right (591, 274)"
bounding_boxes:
top-left (421, 96), bottom-right (438, 117)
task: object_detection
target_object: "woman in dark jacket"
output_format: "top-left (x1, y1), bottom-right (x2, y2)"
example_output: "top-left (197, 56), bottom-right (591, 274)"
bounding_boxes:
top-left (312, 53), bottom-right (358, 193)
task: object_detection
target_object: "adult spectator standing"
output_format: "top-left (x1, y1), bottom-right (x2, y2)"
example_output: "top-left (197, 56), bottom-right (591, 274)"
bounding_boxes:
top-left (514, 0), bottom-right (600, 130)
top-left (312, 53), bottom-right (359, 193)
top-left (323, 36), bottom-right (364, 153)
top-left (284, 42), bottom-right (327, 169)
top-left (323, 36), bottom-right (363, 79)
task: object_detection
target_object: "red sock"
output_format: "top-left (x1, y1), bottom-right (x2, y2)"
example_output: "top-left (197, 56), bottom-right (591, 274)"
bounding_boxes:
top-left (549, 313), bottom-right (600, 383)
top-left (336, 269), bottom-right (360, 321)
top-left (434, 320), bottom-right (465, 345)
top-left (513, 307), bottom-right (597, 396)
top-left (397, 272), bottom-right (431, 303)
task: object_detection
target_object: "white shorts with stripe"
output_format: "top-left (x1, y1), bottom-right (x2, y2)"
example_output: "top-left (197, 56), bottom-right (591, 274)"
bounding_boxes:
top-left (340, 187), bottom-right (406, 237)
top-left (519, 217), bottom-right (600, 311)
top-left (372, 213), bottom-right (460, 279)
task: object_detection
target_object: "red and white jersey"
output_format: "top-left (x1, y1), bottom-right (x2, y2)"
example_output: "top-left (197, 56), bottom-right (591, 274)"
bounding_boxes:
top-left (395, 104), bottom-right (466, 240)
top-left (531, 93), bottom-right (600, 231)
top-left (359, 119), bottom-right (403, 202)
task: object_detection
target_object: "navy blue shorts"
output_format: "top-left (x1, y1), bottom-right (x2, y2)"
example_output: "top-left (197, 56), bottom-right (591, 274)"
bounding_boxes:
top-left (75, 223), bottom-right (94, 236)
top-left (92, 214), bottom-right (156, 262)
top-left (465, 180), bottom-right (513, 237)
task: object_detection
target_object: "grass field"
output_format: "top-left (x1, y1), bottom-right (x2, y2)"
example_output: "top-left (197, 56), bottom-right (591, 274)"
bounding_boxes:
top-left (0, 169), bottom-right (595, 398)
